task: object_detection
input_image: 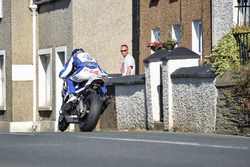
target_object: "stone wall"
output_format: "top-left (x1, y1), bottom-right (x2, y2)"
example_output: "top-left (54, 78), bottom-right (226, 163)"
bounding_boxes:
top-left (99, 84), bottom-right (117, 130)
top-left (216, 86), bottom-right (250, 136)
top-left (172, 78), bottom-right (217, 133)
top-left (170, 65), bottom-right (217, 133)
top-left (144, 63), bottom-right (154, 128)
top-left (116, 84), bottom-right (146, 129)
top-left (99, 68), bottom-right (250, 136)
top-left (100, 75), bottom-right (149, 130)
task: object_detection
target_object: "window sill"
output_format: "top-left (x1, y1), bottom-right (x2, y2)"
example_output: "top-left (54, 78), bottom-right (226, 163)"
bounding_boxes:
top-left (39, 106), bottom-right (52, 111)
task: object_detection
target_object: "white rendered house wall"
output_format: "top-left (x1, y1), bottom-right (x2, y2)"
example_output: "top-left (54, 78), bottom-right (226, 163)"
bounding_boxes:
top-left (149, 61), bottom-right (162, 122)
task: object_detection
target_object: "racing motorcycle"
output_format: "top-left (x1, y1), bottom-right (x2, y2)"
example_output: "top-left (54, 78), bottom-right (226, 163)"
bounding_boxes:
top-left (58, 74), bottom-right (108, 132)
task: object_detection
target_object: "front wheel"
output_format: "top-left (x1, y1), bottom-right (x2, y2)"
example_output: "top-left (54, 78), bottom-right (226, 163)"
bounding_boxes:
top-left (58, 113), bottom-right (70, 132)
top-left (79, 93), bottom-right (102, 132)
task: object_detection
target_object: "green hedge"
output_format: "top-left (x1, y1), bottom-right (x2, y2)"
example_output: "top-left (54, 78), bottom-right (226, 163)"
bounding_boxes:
top-left (211, 31), bottom-right (240, 75)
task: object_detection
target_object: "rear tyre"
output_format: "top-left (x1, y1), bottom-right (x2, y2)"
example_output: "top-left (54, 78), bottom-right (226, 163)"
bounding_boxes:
top-left (58, 113), bottom-right (70, 132)
top-left (79, 93), bottom-right (102, 132)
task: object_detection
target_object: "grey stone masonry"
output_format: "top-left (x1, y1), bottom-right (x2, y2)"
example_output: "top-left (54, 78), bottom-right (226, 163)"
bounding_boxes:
top-left (215, 72), bottom-right (250, 136)
top-left (103, 75), bottom-right (151, 130)
top-left (116, 84), bottom-right (147, 129)
top-left (144, 63), bottom-right (154, 129)
top-left (171, 65), bottom-right (217, 133)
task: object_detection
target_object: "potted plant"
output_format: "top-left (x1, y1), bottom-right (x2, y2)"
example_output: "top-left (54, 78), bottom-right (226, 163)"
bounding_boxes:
top-left (162, 39), bottom-right (177, 50)
top-left (147, 41), bottom-right (163, 51)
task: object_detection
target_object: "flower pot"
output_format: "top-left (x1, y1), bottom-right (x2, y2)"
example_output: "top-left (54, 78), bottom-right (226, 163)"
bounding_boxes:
top-left (163, 44), bottom-right (176, 50)
top-left (150, 46), bottom-right (162, 51)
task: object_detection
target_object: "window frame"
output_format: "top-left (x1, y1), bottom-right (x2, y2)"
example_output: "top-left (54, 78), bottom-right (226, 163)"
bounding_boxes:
top-left (38, 48), bottom-right (53, 110)
top-left (192, 20), bottom-right (202, 55)
top-left (151, 27), bottom-right (161, 42)
top-left (151, 27), bottom-right (161, 54)
top-left (171, 24), bottom-right (182, 46)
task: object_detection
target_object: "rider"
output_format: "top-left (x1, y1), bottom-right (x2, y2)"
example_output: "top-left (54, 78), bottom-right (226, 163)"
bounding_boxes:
top-left (59, 48), bottom-right (107, 103)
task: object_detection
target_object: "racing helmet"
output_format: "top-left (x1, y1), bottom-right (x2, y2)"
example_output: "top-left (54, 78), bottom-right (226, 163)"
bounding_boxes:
top-left (71, 48), bottom-right (85, 56)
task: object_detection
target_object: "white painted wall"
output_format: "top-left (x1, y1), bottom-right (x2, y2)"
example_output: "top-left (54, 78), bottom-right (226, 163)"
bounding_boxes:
top-left (12, 65), bottom-right (33, 81)
top-left (10, 122), bottom-right (33, 132)
top-left (149, 61), bottom-right (162, 122)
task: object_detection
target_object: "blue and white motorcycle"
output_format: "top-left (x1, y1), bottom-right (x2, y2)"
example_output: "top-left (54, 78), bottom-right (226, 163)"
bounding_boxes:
top-left (58, 74), bottom-right (108, 132)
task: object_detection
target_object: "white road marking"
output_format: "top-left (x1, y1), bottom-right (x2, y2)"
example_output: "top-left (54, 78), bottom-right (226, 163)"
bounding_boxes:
top-left (80, 136), bottom-right (249, 150)
top-left (0, 132), bottom-right (35, 136)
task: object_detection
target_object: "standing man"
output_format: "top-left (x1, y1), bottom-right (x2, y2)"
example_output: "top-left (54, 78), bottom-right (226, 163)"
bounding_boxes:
top-left (120, 44), bottom-right (135, 76)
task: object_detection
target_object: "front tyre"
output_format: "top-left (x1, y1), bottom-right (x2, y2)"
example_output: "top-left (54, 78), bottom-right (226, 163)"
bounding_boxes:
top-left (79, 93), bottom-right (102, 132)
top-left (58, 113), bottom-right (70, 132)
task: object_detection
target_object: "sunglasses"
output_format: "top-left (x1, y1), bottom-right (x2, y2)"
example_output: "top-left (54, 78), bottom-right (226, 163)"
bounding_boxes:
top-left (120, 50), bottom-right (128, 52)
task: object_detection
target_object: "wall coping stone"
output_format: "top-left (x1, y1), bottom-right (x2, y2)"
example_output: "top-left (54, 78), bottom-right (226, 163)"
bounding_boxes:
top-left (215, 71), bottom-right (235, 87)
top-left (143, 50), bottom-right (169, 63)
top-left (107, 74), bottom-right (145, 86)
top-left (143, 47), bottom-right (200, 64)
top-left (161, 47), bottom-right (200, 61)
top-left (171, 65), bottom-right (216, 78)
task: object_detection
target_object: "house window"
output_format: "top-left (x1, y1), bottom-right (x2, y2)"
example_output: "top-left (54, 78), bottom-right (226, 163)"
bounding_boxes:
top-left (0, 50), bottom-right (6, 109)
top-left (172, 24), bottom-right (182, 46)
top-left (192, 20), bottom-right (202, 55)
top-left (0, 0), bottom-right (3, 19)
top-left (234, 0), bottom-right (250, 26)
top-left (38, 48), bottom-right (52, 109)
top-left (151, 27), bottom-right (160, 42)
top-left (151, 27), bottom-right (160, 53)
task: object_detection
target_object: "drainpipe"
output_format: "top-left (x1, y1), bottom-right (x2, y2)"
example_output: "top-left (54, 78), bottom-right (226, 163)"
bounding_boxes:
top-left (29, 0), bottom-right (38, 130)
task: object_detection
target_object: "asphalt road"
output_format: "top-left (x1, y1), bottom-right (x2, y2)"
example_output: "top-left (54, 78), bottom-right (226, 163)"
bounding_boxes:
top-left (0, 131), bottom-right (249, 167)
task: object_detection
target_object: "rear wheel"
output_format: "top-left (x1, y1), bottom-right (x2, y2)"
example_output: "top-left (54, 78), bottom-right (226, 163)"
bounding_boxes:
top-left (58, 113), bottom-right (70, 132)
top-left (79, 93), bottom-right (102, 132)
